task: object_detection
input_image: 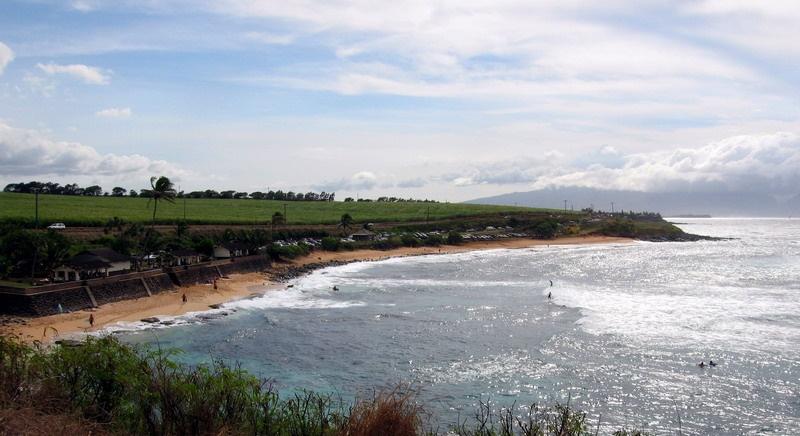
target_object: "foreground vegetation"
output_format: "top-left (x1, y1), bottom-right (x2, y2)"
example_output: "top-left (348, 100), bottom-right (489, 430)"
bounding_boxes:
top-left (0, 192), bottom-right (539, 226)
top-left (0, 335), bottom-right (647, 435)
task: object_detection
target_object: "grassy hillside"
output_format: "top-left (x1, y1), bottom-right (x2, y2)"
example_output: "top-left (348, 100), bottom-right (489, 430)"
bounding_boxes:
top-left (0, 192), bottom-right (542, 226)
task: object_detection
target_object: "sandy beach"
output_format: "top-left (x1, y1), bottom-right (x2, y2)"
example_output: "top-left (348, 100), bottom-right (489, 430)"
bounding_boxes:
top-left (2, 235), bottom-right (630, 342)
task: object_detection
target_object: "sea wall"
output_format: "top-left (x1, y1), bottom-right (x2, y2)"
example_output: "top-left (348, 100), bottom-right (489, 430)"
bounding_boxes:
top-left (0, 255), bottom-right (270, 316)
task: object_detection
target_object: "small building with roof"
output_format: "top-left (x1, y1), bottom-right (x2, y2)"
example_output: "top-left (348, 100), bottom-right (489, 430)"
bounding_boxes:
top-left (213, 242), bottom-right (251, 259)
top-left (52, 248), bottom-right (131, 282)
top-left (170, 248), bottom-right (202, 266)
top-left (350, 229), bottom-right (375, 241)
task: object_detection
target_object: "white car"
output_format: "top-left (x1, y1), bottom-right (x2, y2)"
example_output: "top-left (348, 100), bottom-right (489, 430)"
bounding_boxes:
top-left (47, 222), bottom-right (66, 229)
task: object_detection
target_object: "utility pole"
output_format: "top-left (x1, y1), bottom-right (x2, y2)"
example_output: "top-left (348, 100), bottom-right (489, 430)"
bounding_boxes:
top-left (611, 202), bottom-right (615, 214)
top-left (31, 188), bottom-right (40, 283)
top-left (564, 199), bottom-right (568, 212)
top-left (32, 188), bottom-right (40, 228)
top-left (180, 185), bottom-right (186, 220)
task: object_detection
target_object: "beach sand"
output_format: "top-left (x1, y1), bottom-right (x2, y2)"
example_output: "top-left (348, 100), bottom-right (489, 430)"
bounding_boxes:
top-left (2, 235), bottom-right (630, 342)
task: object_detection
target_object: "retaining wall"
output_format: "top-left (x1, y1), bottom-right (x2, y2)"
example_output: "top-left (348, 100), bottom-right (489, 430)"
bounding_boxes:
top-left (0, 255), bottom-right (270, 316)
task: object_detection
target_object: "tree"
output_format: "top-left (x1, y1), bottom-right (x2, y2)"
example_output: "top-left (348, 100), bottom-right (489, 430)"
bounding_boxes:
top-left (129, 190), bottom-right (139, 197)
top-left (84, 185), bottom-right (103, 196)
top-left (140, 176), bottom-right (177, 224)
top-left (338, 213), bottom-right (353, 235)
top-left (111, 187), bottom-right (127, 197)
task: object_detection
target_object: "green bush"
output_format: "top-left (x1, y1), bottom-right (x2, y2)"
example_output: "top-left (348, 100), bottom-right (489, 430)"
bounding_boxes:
top-left (423, 234), bottom-right (444, 246)
top-left (400, 234), bottom-right (421, 247)
top-left (321, 236), bottom-right (341, 251)
top-left (446, 231), bottom-right (463, 245)
top-left (267, 243), bottom-right (311, 260)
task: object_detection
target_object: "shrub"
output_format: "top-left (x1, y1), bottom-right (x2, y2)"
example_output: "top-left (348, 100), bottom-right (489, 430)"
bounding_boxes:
top-left (423, 234), bottom-right (444, 246)
top-left (400, 234), bottom-right (421, 247)
top-left (321, 236), bottom-right (341, 251)
top-left (446, 231), bottom-right (463, 245)
top-left (268, 243), bottom-right (311, 260)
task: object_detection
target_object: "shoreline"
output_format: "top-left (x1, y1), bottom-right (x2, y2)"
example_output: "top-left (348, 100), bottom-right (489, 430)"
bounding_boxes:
top-left (1, 235), bottom-right (631, 342)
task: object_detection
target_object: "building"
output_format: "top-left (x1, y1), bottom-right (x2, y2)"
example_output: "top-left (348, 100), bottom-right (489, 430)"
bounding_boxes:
top-left (171, 248), bottom-right (202, 266)
top-left (213, 242), bottom-right (250, 259)
top-left (350, 229), bottom-right (375, 241)
top-left (53, 248), bottom-right (131, 282)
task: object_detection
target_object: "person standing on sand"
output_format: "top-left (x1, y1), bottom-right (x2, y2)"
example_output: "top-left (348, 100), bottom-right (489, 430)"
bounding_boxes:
top-left (213, 279), bottom-right (218, 290)
top-left (89, 313), bottom-right (94, 327)
top-left (182, 293), bottom-right (187, 303)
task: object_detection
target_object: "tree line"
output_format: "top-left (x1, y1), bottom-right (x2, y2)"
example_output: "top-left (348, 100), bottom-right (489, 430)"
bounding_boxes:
top-left (3, 181), bottom-right (336, 201)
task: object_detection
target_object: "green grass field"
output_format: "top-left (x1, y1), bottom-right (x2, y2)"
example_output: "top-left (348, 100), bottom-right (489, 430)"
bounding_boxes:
top-left (0, 192), bottom-right (543, 226)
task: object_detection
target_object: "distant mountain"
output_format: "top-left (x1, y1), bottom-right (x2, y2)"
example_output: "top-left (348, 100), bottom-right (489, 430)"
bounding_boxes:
top-left (467, 187), bottom-right (799, 217)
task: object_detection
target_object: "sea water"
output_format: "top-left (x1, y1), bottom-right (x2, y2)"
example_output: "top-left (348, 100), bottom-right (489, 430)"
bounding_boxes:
top-left (120, 218), bottom-right (800, 434)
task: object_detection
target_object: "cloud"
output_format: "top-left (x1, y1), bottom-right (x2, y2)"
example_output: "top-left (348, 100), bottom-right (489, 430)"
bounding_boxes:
top-left (0, 121), bottom-right (185, 180)
top-left (0, 42), bottom-right (13, 75)
top-left (37, 63), bottom-right (110, 85)
top-left (95, 107), bottom-right (132, 118)
top-left (314, 171), bottom-right (378, 192)
top-left (530, 133), bottom-right (800, 194)
top-left (243, 31), bottom-right (295, 45)
top-left (445, 153), bottom-right (565, 187)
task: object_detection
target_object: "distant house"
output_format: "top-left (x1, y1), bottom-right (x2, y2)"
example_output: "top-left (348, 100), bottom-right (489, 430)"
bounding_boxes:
top-left (350, 229), bottom-right (375, 241)
top-left (213, 242), bottom-right (250, 259)
top-left (171, 248), bottom-right (202, 266)
top-left (53, 248), bottom-right (131, 282)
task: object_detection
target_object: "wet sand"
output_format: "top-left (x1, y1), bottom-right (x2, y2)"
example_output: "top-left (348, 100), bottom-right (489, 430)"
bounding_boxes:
top-left (2, 235), bottom-right (630, 342)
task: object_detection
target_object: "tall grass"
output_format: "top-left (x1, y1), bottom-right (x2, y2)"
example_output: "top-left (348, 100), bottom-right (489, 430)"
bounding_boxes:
top-left (0, 336), bottom-right (647, 435)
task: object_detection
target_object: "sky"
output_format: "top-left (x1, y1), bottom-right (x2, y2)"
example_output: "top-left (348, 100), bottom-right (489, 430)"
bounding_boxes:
top-left (0, 0), bottom-right (799, 201)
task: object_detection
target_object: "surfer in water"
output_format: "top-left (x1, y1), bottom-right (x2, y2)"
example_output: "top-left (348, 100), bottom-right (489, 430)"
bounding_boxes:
top-left (547, 291), bottom-right (552, 299)
top-left (549, 279), bottom-right (553, 287)
top-left (698, 361), bottom-right (706, 368)
top-left (709, 360), bottom-right (717, 367)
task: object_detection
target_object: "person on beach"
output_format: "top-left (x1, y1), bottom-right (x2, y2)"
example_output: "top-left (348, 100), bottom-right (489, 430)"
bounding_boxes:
top-left (89, 314), bottom-right (94, 327)
top-left (213, 279), bottom-right (218, 290)
top-left (182, 293), bottom-right (187, 303)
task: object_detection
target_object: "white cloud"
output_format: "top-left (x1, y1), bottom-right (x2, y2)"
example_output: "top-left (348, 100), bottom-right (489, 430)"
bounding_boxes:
top-left (0, 42), bottom-right (14, 75)
top-left (95, 107), bottom-right (132, 118)
top-left (37, 63), bottom-right (110, 85)
top-left (70, 1), bottom-right (95, 12)
top-left (0, 121), bottom-right (185, 181)
top-left (528, 132), bottom-right (800, 194)
top-left (314, 171), bottom-right (378, 192)
top-left (243, 31), bottom-right (294, 45)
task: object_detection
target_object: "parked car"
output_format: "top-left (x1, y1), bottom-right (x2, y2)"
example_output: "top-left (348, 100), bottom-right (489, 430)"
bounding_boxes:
top-left (47, 222), bottom-right (66, 229)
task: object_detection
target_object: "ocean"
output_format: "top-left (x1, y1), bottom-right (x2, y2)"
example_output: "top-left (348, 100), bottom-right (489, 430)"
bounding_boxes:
top-left (119, 218), bottom-right (800, 434)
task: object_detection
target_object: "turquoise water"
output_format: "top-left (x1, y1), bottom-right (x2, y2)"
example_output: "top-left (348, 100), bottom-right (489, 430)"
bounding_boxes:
top-left (120, 218), bottom-right (800, 434)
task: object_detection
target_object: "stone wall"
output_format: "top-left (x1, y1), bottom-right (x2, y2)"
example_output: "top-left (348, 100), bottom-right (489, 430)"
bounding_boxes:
top-left (90, 278), bottom-right (150, 306)
top-left (27, 286), bottom-right (95, 316)
top-left (0, 255), bottom-right (270, 316)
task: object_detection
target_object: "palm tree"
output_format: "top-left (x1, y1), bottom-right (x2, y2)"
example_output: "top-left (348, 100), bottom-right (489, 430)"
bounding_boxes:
top-left (141, 176), bottom-right (177, 224)
top-left (338, 213), bottom-right (353, 235)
